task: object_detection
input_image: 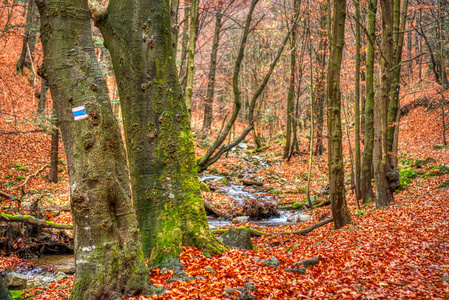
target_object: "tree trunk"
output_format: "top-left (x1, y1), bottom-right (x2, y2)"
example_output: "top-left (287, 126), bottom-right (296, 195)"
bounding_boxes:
top-left (313, 2), bottom-right (328, 157)
top-left (327, 0), bottom-right (352, 229)
top-left (16, 0), bottom-right (38, 76)
top-left (387, 0), bottom-right (408, 159)
top-left (184, 0), bottom-right (199, 116)
top-left (283, 0), bottom-right (300, 159)
top-left (179, 3), bottom-right (190, 86)
top-left (36, 0), bottom-right (150, 298)
top-left (201, 10), bottom-right (223, 137)
top-left (361, 0), bottom-right (376, 203)
top-left (37, 79), bottom-right (47, 115)
top-left (375, 0), bottom-right (395, 208)
top-left (93, 0), bottom-right (224, 266)
top-left (354, 0), bottom-right (362, 201)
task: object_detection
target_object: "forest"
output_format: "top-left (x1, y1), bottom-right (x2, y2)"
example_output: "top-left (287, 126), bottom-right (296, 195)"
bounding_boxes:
top-left (0, 0), bottom-right (448, 299)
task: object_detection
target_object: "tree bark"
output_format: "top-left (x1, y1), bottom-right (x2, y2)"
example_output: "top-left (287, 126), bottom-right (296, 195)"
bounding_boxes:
top-left (36, 0), bottom-right (150, 298)
top-left (47, 115), bottom-right (59, 184)
top-left (92, 0), bottom-right (224, 266)
top-left (361, 0), bottom-right (376, 204)
top-left (37, 79), bottom-right (48, 115)
top-left (327, 0), bottom-right (352, 229)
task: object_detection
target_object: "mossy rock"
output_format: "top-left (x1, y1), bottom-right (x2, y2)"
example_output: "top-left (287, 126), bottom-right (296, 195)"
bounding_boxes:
top-left (209, 167), bottom-right (219, 174)
top-left (433, 144), bottom-right (446, 150)
top-left (199, 182), bottom-right (210, 192)
top-left (414, 157), bottom-right (436, 168)
top-left (438, 181), bottom-right (449, 189)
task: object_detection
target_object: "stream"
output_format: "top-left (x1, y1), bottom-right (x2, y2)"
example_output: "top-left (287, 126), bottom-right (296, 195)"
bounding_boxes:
top-left (20, 147), bottom-right (307, 283)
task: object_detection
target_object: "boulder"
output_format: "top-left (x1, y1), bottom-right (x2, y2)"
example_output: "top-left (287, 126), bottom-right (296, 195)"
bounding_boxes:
top-left (232, 216), bottom-right (250, 224)
top-left (6, 271), bottom-right (27, 290)
top-left (219, 228), bottom-right (253, 250)
top-left (0, 275), bottom-right (10, 300)
top-left (287, 214), bottom-right (311, 224)
top-left (253, 256), bottom-right (280, 268)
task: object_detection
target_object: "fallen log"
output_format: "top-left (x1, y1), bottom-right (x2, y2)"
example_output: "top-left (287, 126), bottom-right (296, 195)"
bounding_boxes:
top-left (293, 256), bottom-right (319, 268)
top-left (283, 218), bottom-right (333, 235)
top-left (0, 191), bottom-right (16, 201)
top-left (0, 213), bottom-right (73, 230)
top-left (242, 180), bottom-right (263, 186)
top-left (213, 218), bottom-right (334, 237)
top-left (314, 199), bottom-right (331, 208)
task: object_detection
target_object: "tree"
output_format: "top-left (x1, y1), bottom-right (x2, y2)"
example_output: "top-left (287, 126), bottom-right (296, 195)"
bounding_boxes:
top-left (89, 0), bottom-right (224, 266)
top-left (313, 1), bottom-right (329, 157)
top-left (361, 0), bottom-right (377, 204)
top-left (354, 0), bottom-right (362, 202)
top-left (284, 0), bottom-right (301, 159)
top-left (16, 0), bottom-right (38, 76)
top-left (185, 0), bottom-right (199, 116)
top-left (327, 0), bottom-right (352, 229)
top-left (35, 0), bottom-right (150, 298)
top-left (375, 0), bottom-right (395, 208)
top-left (202, 6), bottom-right (224, 137)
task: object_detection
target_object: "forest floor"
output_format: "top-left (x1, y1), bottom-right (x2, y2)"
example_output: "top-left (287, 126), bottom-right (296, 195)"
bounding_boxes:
top-left (1, 11), bottom-right (449, 299)
top-left (1, 94), bottom-right (448, 299)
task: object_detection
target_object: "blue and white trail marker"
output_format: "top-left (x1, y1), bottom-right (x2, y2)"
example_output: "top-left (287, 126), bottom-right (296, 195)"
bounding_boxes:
top-left (72, 105), bottom-right (88, 121)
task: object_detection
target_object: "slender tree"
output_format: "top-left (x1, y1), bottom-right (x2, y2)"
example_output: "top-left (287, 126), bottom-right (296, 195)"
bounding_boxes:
top-left (375, 0), bottom-right (395, 208)
top-left (327, 0), bottom-right (352, 229)
top-left (202, 8), bottom-right (223, 137)
top-left (361, 0), bottom-right (377, 203)
top-left (354, 0), bottom-right (362, 202)
top-left (284, 0), bottom-right (301, 158)
top-left (36, 0), bottom-right (150, 298)
top-left (185, 0), bottom-right (199, 116)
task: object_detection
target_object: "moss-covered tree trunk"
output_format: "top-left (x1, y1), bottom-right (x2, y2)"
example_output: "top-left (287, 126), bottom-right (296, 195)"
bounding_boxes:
top-left (354, 0), bottom-right (361, 202)
top-left (326, 0), bottom-right (352, 229)
top-left (361, 0), bottom-right (377, 204)
top-left (35, 0), bottom-right (150, 298)
top-left (91, 0), bottom-right (223, 266)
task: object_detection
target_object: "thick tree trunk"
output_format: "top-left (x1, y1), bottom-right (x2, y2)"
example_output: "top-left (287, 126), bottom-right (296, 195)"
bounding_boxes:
top-left (361, 0), bottom-right (377, 203)
top-left (36, 0), bottom-right (150, 298)
top-left (201, 10), bottom-right (222, 137)
top-left (93, 0), bottom-right (224, 266)
top-left (327, 0), bottom-right (352, 229)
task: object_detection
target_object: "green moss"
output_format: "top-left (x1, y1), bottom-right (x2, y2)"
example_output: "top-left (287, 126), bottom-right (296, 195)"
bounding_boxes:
top-left (14, 176), bottom-right (23, 181)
